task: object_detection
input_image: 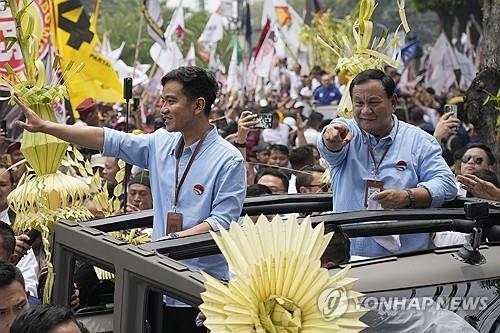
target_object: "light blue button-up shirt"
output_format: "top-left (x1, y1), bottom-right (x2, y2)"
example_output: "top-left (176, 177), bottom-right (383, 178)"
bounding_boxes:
top-left (102, 125), bottom-right (246, 285)
top-left (317, 115), bottom-right (457, 257)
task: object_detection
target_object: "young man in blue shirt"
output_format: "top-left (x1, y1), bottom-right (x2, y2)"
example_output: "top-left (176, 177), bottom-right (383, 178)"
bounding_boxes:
top-left (15, 66), bottom-right (247, 332)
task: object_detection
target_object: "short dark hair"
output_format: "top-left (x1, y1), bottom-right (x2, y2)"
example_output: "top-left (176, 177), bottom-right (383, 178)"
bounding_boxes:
top-left (10, 304), bottom-right (87, 333)
top-left (0, 261), bottom-right (25, 290)
top-left (308, 112), bottom-right (324, 128)
top-left (246, 184), bottom-right (273, 197)
top-left (296, 165), bottom-right (325, 189)
top-left (161, 66), bottom-right (218, 116)
top-left (254, 168), bottom-right (289, 192)
top-left (0, 221), bottom-right (15, 260)
top-left (453, 146), bottom-right (467, 162)
top-left (321, 225), bottom-right (351, 266)
top-left (466, 143), bottom-right (497, 165)
top-left (269, 144), bottom-right (289, 157)
top-left (349, 69), bottom-right (396, 99)
top-left (289, 146), bottom-right (314, 171)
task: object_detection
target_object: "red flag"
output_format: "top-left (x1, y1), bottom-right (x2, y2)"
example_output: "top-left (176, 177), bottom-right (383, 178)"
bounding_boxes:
top-left (254, 19), bottom-right (271, 58)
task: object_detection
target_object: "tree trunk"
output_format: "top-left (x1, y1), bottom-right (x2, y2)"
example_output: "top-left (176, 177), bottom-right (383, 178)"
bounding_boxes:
top-left (464, 0), bottom-right (500, 169)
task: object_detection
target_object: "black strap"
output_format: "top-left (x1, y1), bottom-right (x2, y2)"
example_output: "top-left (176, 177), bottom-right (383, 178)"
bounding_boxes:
top-left (173, 129), bottom-right (210, 209)
top-left (360, 120), bottom-right (399, 175)
top-left (361, 130), bottom-right (392, 176)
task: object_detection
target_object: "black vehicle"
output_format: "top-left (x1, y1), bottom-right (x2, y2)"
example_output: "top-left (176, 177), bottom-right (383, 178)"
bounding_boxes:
top-left (51, 194), bottom-right (500, 332)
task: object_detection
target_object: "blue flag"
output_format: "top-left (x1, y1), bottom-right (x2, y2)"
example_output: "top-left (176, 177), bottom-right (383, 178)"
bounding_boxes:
top-left (401, 39), bottom-right (418, 66)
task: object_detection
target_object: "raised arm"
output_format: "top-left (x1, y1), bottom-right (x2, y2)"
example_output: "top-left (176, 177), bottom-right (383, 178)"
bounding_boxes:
top-left (14, 95), bottom-right (104, 151)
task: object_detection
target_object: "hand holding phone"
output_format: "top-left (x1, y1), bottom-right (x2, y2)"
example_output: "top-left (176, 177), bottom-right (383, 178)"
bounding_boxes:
top-left (444, 104), bottom-right (458, 119)
top-left (252, 112), bottom-right (273, 129)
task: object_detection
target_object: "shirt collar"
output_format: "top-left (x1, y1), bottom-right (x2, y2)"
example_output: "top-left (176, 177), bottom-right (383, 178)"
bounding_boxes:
top-left (362, 114), bottom-right (399, 145)
top-left (168, 124), bottom-right (218, 156)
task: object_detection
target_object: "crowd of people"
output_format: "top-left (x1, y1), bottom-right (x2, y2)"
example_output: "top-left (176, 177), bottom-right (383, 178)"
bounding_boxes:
top-left (0, 61), bottom-right (498, 331)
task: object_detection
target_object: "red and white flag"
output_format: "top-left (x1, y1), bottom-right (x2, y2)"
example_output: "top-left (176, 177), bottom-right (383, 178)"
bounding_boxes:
top-left (198, 10), bottom-right (224, 63)
top-left (149, 1), bottom-right (185, 72)
top-left (164, 4), bottom-right (184, 43)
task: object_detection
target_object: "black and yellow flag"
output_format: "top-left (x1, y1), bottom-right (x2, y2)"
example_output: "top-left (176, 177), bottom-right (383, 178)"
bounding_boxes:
top-left (50, 0), bottom-right (123, 115)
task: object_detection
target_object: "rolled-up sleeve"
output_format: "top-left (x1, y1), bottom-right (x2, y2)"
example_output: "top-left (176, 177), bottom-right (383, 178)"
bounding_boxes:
top-left (205, 158), bottom-right (246, 231)
top-left (102, 127), bottom-right (151, 169)
top-left (317, 118), bottom-right (353, 167)
top-left (416, 137), bottom-right (457, 207)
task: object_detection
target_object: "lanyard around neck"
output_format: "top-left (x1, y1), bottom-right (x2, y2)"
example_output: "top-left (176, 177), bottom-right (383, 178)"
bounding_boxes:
top-left (360, 119), bottom-right (398, 176)
top-left (173, 129), bottom-right (210, 209)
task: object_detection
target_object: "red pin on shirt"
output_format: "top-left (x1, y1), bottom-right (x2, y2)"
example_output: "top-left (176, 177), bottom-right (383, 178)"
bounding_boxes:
top-left (193, 184), bottom-right (204, 195)
top-left (396, 160), bottom-right (407, 171)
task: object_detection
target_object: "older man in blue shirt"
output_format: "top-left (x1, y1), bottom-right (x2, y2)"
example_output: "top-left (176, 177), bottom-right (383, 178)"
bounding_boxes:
top-left (313, 74), bottom-right (342, 105)
top-left (15, 66), bottom-right (246, 332)
top-left (317, 69), bottom-right (457, 258)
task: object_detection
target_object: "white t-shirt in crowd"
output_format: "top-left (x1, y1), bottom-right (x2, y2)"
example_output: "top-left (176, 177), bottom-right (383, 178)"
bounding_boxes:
top-left (311, 78), bottom-right (321, 92)
top-left (304, 128), bottom-right (321, 145)
top-left (262, 123), bottom-right (290, 146)
top-left (0, 208), bottom-right (11, 225)
top-left (297, 128), bottom-right (321, 146)
top-left (17, 250), bottom-right (39, 298)
top-left (288, 174), bottom-right (297, 194)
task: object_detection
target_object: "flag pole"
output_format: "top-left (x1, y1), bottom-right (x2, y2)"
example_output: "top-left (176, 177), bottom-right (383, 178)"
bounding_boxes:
top-left (133, 14), bottom-right (145, 78)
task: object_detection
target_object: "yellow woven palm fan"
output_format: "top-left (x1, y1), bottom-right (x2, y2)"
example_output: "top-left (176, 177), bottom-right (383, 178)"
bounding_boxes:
top-left (317, 0), bottom-right (410, 118)
top-left (200, 215), bottom-right (367, 332)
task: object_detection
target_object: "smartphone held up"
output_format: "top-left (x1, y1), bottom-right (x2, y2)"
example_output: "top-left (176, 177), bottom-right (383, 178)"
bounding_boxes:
top-left (444, 104), bottom-right (458, 119)
top-left (252, 113), bottom-right (273, 129)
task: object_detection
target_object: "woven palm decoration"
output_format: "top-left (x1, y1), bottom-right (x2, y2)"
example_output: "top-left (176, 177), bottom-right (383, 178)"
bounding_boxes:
top-left (200, 215), bottom-right (367, 332)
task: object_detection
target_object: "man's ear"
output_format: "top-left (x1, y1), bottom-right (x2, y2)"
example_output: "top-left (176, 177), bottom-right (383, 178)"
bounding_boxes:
top-left (390, 93), bottom-right (398, 112)
top-left (298, 186), bottom-right (309, 194)
top-left (193, 97), bottom-right (206, 116)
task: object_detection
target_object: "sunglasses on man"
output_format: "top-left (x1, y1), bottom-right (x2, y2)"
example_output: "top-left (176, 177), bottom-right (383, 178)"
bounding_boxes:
top-left (461, 155), bottom-right (484, 165)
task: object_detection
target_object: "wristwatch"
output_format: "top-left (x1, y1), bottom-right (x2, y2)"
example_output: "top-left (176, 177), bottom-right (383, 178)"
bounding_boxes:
top-left (405, 189), bottom-right (416, 208)
top-left (233, 141), bottom-right (246, 148)
top-left (166, 232), bottom-right (179, 239)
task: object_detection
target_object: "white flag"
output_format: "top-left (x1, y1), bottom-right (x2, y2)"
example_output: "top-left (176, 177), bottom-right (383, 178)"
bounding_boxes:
top-left (142, 0), bottom-right (166, 47)
top-left (198, 12), bottom-right (224, 45)
top-left (425, 33), bottom-right (460, 96)
top-left (44, 44), bottom-right (66, 124)
top-left (454, 49), bottom-right (477, 90)
top-left (150, 42), bottom-right (184, 74)
top-left (150, 1), bottom-right (184, 74)
top-left (164, 3), bottom-right (184, 42)
top-left (255, 27), bottom-right (275, 80)
top-left (185, 43), bottom-right (196, 66)
top-left (227, 39), bottom-right (243, 91)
